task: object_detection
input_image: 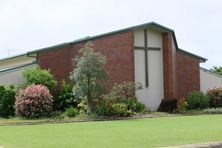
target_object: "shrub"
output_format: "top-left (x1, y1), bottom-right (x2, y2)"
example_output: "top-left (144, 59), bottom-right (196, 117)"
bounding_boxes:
top-left (0, 85), bottom-right (16, 118)
top-left (111, 103), bottom-right (132, 117)
top-left (104, 81), bottom-right (142, 103)
top-left (15, 84), bottom-right (53, 118)
top-left (54, 81), bottom-right (80, 111)
top-left (66, 107), bottom-right (78, 117)
top-left (134, 101), bottom-right (147, 112)
top-left (158, 99), bottom-right (177, 113)
top-left (95, 82), bottom-right (148, 116)
top-left (186, 91), bottom-right (209, 110)
top-left (126, 97), bottom-right (150, 113)
top-left (95, 101), bottom-right (111, 116)
top-left (207, 87), bottom-right (222, 107)
top-left (22, 66), bottom-right (57, 93)
top-left (175, 98), bottom-right (188, 113)
top-left (204, 108), bottom-right (222, 114)
top-left (77, 99), bottom-right (87, 113)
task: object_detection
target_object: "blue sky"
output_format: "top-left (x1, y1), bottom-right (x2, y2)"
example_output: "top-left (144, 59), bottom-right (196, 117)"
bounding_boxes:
top-left (0, 0), bottom-right (221, 69)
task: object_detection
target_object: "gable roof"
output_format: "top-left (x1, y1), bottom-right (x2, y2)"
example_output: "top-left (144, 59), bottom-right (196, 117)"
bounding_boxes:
top-left (178, 48), bottom-right (207, 62)
top-left (0, 21), bottom-right (207, 62)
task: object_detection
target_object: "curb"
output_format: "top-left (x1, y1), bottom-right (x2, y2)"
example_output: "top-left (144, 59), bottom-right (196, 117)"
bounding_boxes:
top-left (162, 141), bottom-right (222, 148)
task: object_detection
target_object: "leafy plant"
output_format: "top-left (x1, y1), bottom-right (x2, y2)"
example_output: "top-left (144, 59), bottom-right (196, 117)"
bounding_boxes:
top-left (204, 108), bottom-right (222, 114)
top-left (111, 103), bottom-right (132, 117)
top-left (207, 87), bottom-right (222, 107)
top-left (134, 101), bottom-right (147, 112)
top-left (186, 91), bottom-right (209, 110)
top-left (175, 97), bottom-right (188, 113)
top-left (70, 42), bottom-right (107, 114)
top-left (54, 81), bottom-right (80, 111)
top-left (126, 97), bottom-right (149, 113)
top-left (77, 99), bottom-right (87, 114)
top-left (95, 101), bottom-right (111, 116)
top-left (66, 107), bottom-right (78, 117)
top-left (95, 82), bottom-right (148, 116)
top-left (15, 84), bottom-right (53, 118)
top-left (0, 85), bottom-right (16, 118)
top-left (104, 81), bottom-right (142, 103)
top-left (158, 99), bottom-right (177, 113)
top-left (22, 66), bottom-right (57, 93)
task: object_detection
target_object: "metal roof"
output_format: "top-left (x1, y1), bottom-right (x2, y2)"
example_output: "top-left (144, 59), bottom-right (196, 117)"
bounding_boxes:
top-left (0, 61), bottom-right (37, 74)
top-left (0, 21), bottom-right (207, 62)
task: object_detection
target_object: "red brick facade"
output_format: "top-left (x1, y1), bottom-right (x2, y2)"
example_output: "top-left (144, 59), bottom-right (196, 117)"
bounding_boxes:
top-left (37, 31), bottom-right (135, 86)
top-left (162, 32), bottom-right (200, 100)
top-left (176, 51), bottom-right (200, 98)
top-left (162, 33), bottom-right (177, 99)
top-left (37, 30), bottom-right (201, 100)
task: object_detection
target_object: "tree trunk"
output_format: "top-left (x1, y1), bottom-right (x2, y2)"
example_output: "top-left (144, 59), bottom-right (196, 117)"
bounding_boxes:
top-left (87, 88), bottom-right (92, 114)
top-left (87, 99), bottom-right (92, 114)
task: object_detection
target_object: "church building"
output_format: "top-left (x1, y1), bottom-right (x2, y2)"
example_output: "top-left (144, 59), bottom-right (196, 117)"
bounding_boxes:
top-left (0, 22), bottom-right (222, 110)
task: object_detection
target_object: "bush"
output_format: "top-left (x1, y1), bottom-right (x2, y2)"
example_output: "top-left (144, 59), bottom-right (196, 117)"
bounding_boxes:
top-left (158, 99), bottom-right (177, 113)
top-left (111, 103), bottom-right (132, 117)
top-left (95, 101), bottom-right (111, 116)
top-left (204, 108), bottom-right (222, 114)
top-left (207, 87), bottom-right (222, 107)
top-left (186, 91), bottom-right (209, 110)
top-left (0, 85), bottom-right (16, 118)
top-left (77, 99), bottom-right (87, 113)
top-left (126, 97), bottom-right (150, 113)
top-left (134, 101), bottom-right (146, 112)
top-left (66, 107), bottom-right (78, 117)
top-left (22, 66), bottom-right (57, 93)
top-left (175, 98), bottom-right (188, 113)
top-left (104, 81), bottom-right (142, 103)
top-left (95, 82), bottom-right (148, 116)
top-left (15, 84), bottom-right (53, 118)
top-left (54, 81), bottom-right (80, 111)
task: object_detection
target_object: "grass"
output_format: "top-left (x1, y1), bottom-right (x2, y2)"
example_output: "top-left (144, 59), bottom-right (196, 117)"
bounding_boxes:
top-left (0, 115), bottom-right (222, 148)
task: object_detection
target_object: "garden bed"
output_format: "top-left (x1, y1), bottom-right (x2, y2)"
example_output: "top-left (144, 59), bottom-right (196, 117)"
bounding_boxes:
top-left (0, 112), bottom-right (172, 126)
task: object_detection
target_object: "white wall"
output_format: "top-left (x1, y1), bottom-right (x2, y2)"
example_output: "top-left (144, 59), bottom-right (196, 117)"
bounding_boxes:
top-left (0, 64), bottom-right (37, 86)
top-left (134, 28), bottom-right (164, 110)
top-left (200, 68), bottom-right (222, 92)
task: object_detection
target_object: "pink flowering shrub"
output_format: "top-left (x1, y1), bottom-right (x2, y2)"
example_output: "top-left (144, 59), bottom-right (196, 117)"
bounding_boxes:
top-left (15, 84), bottom-right (53, 118)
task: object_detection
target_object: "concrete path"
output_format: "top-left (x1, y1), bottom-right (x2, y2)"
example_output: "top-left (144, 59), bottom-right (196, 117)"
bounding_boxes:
top-left (163, 141), bottom-right (222, 148)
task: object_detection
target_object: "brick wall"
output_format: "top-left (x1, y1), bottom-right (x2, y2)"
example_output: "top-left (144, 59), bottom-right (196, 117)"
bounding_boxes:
top-left (162, 32), bottom-right (200, 100)
top-left (37, 31), bottom-right (134, 87)
top-left (162, 33), bottom-right (177, 99)
top-left (176, 51), bottom-right (200, 98)
top-left (37, 29), bottom-right (200, 100)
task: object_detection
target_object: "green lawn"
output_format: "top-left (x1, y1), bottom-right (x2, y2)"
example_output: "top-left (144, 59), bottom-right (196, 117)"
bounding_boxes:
top-left (0, 115), bottom-right (222, 148)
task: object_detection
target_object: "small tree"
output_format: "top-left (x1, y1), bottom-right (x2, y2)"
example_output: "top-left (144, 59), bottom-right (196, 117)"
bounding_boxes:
top-left (70, 42), bottom-right (107, 114)
top-left (211, 66), bottom-right (222, 75)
